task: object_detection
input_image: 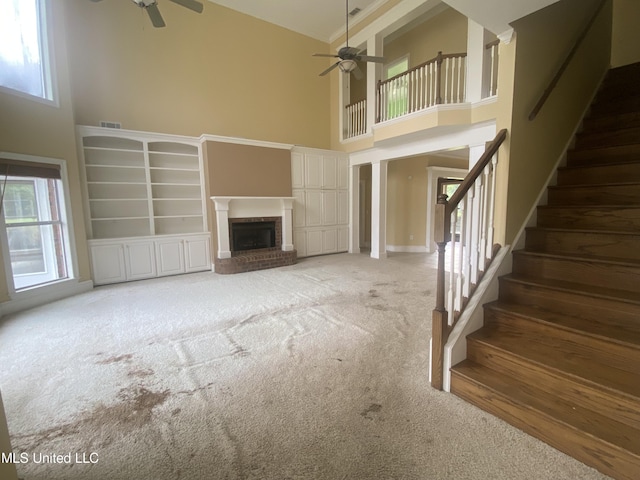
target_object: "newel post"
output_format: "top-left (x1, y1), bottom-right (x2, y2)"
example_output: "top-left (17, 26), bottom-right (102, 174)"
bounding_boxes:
top-left (435, 51), bottom-right (444, 105)
top-left (431, 192), bottom-right (450, 390)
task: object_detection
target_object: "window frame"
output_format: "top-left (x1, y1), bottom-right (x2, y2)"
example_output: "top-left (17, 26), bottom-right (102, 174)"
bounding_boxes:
top-left (0, 153), bottom-right (77, 297)
top-left (0, 0), bottom-right (58, 105)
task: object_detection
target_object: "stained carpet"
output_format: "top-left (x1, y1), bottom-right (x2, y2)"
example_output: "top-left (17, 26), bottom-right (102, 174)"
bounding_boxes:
top-left (0, 253), bottom-right (610, 479)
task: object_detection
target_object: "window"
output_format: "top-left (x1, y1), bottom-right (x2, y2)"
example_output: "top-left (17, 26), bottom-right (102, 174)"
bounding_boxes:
top-left (0, 0), bottom-right (54, 101)
top-left (0, 157), bottom-right (72, 292)
top-left (384, 56), bottom-right (409, 119)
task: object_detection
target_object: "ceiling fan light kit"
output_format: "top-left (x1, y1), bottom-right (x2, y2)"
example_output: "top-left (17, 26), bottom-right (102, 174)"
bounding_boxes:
top-left (338, 59), bottom-right (357, 73)
top-left (90, 0), bottom-right (204, 28)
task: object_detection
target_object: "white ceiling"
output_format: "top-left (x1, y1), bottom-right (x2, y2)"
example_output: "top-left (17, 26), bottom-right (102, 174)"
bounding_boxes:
top-left (206, 0), bottom-right (564, 44)
top-left (206, 0), bottom-right (384, 43)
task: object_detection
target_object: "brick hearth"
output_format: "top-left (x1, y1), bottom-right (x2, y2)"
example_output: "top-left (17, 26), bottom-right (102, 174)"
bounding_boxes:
top-left (215, 216), bottom-right (296, 274)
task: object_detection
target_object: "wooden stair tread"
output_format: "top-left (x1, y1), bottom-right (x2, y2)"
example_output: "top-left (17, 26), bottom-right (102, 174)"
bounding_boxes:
top-left (549, 181), bottom-right (640, 190)
top-left (502, 274), bottom-right (640, 307)
top-left (514, 249), bottom-right (640, 268)
top-left (486, 300), bottom-right (640, 349)
top-left (451, 360), bottom-right (640, 455)
top-left (467, 329), bottom-right (640, 399)
top-left (526, 226), bottom-right (640, 237)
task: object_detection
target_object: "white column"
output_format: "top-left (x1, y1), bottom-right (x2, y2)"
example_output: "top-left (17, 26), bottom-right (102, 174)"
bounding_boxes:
top-left (468, 143), bottom-right (486, 169)
top-left (281, 198), bottom-right (294, 251)
top-left (367, 35), bottom-right (383, 132)
top-left (466, 20), bottom-right (493, 102)
top-left (212, 198), bottom-right (231, 259)
top-left (370, 160), bottom-right (388, 259)
top-left (349, 164), bottom-right (361, 254)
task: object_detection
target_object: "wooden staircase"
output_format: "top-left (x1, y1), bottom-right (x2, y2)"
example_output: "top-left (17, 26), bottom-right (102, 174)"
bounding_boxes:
top-left (450, 62), bottom-right (640, 480)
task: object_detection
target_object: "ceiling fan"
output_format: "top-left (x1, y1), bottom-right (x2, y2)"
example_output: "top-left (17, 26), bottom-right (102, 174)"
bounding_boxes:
top-left (90, 0), bottom-right (204, 28)
top-left (313, 0), bottom-right (384, 80)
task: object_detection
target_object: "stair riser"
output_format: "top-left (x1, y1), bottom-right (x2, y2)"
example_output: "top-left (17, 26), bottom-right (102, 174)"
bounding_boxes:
top-left (537, 207), bottom-right (640, 232)
top-left (590, 96), bottom-right (640, 116)
top-left (567, 145), bottom-right (640, 167)
top-left (512, 253), bottom-right (640, 294)
top-left (466, 338), bottom-right (640, 429)
top-left (525, 230), bottom-right (640, 261)
top-left (576, 127), bottom-right (640, 150)
top-left (581, 111), bottom-right (640, 134)
top-left (548, 184), bottom-right (640, 206)
top-left (558, 164), bottom-right (640, 185)
top-left (498, 278), bottom-right (640, 325)
top-left (484, 308), bottom-right (640, 373)
top-left (450, 374), bottom-right (640, 480)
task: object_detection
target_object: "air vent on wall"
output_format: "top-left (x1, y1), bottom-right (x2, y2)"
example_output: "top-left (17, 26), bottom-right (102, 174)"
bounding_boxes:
top-left (100, 121), bottom-right (122, 129)
top-left (349, 7), bottom-right (361, 16)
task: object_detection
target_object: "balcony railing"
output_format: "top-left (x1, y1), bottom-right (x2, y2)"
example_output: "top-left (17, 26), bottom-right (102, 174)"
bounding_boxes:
top-left (344, 99), bottom-right (367, 139)
top-left (376, 51), bottom-right (467, 123)
top-left (343, 45), bottom-right (499, 139)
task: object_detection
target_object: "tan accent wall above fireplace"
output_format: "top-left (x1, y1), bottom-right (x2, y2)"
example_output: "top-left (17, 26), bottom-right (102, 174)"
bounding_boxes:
top-left (205, 141), bottom-right (293, 198)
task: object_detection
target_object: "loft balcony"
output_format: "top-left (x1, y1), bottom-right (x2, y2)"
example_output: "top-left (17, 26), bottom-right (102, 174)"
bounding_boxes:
top-left (343, 40), bottom-right (500, 141)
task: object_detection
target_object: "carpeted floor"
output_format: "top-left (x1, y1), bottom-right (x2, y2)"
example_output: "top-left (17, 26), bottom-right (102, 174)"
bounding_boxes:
top-left (0, 252), bottom-right (610, 479)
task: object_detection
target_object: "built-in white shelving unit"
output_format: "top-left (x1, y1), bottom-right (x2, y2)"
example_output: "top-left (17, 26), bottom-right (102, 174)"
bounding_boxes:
top-left (78, 126), bottom-right (210, 285)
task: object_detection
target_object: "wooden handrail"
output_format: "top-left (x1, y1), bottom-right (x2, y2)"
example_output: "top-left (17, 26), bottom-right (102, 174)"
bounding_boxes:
top-left (378, 51), bottom-right (467, 88)
top-left (485, 39), bottom-right (500, 50)
top-left (528, 0), bottom-right (606, 121)
top-left (345, 98), bottom-right (366, 109)
top-left (430, 128), bottom-right (507, 391)
top-left (446, 129), bottom-right (507, 216)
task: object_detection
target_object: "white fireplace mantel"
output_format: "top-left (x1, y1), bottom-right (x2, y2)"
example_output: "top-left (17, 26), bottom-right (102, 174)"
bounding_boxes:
top-left (211, 196), bottom-right (295, 259)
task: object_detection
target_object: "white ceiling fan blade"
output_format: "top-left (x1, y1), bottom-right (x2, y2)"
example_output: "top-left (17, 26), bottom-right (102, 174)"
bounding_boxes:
top-left (313, 53), bottom-right (340, 58)
top-left (170, 0), bottom-right (204, 13)
top-left (352, 66), bottom-right (364, 80)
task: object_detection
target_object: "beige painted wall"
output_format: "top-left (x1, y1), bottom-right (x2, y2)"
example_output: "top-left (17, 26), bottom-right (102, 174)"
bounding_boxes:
top-left (386, 154), bottom-right (468, 247)
top-left (498, 0), bottom-right (612, 244)
top-left (384, 7), bottom-right (468, 69)
top-left (611, 0), bottom-right (640, 67)
top-left (0, 0), bottom-right (91, 302)
top-left (65, 0), bottom-right (331, 149)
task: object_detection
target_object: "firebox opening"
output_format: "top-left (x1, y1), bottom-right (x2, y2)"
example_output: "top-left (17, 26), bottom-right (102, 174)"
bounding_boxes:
top-left (231, 221), bottom-right (277, 252)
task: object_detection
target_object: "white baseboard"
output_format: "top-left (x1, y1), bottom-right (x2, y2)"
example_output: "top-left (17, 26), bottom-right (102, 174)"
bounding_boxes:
top-left (386, 245), bottom-right (428, 253)
top-left (0, 279), bottom-right (94, 318)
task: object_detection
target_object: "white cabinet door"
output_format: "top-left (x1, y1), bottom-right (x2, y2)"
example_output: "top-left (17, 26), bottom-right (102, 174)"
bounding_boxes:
top-left (305, 190), bottom-right (323, 227)
top-left (125, 241), bottom-right (157, 281)
top-left (322, 155), bottom-right (337, 189)
top-left (156, 239), bottom-right (185, 277)
top-left (322, 190), bottom-right (337, 225)
top-left (306, 231), bottom-right (324, 256)
top-left (338, 156), bottom-right (349, 189)
top-left (293, 230), bottom-right (306, 257)
top-left (184, 236), bottom-right (211, 272)
top-left (338, 190), bottom-right (349, 225)
top-left (293, 190), bottom-right (306, 228)
top-left (323, 229), bottom-right (338, 253)
top-left (304, 154), bottom-right (323, 188)
top-left (91, 244), bottom-right (126, 285)
top-left (338, 227), bottom-right (349, 252)
top-left (291, 152), bottom-right (305, 189)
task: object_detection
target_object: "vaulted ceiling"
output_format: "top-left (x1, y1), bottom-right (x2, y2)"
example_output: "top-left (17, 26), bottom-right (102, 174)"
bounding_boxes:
top-left (206, 0), bottom-right (563, 43)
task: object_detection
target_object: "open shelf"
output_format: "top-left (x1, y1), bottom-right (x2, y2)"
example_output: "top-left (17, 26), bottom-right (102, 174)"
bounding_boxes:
top-left (80, 128), bottom-right (206, 240)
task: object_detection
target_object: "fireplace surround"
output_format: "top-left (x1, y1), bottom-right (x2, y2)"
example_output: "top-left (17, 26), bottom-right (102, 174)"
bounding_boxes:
top-left (211, 197), bottom-right (296, 274)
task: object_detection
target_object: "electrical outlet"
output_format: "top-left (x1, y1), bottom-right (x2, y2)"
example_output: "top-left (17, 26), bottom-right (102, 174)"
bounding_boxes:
top-left (409, 234), bottom-right (414, 240)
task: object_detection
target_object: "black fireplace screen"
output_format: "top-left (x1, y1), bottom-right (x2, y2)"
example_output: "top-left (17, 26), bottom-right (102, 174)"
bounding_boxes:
top-left (231, 221), bottom-right (276, 252)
